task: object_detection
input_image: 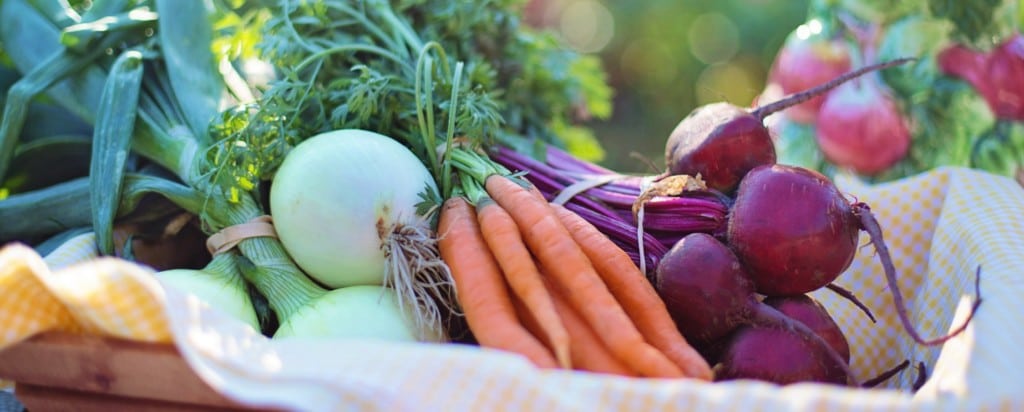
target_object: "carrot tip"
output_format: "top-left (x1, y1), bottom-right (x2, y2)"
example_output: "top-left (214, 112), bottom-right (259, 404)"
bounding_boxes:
top-left (556, 347), bottom-right (573, 370)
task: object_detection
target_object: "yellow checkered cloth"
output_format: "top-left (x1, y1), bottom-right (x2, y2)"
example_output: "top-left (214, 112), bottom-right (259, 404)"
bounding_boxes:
top-left (0, 166), bottom-right (1022, 411)
top-left (0, 234), bottom-right (171, 347)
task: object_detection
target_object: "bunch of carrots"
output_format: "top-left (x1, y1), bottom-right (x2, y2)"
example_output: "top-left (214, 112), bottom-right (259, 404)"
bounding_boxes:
top-left (437, 148), bottom-right (712, 379)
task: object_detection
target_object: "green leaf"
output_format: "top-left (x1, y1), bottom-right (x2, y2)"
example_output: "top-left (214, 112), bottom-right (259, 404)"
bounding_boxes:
top-left (202, 103), bottom-right (298, 201)
top-left (836, 0), bottom-right (927, 24)
top-left (80, 0), bottom-right (137, 22)
top-left (551, 118), bottom-right (605, 162)
top-left (971, 121), bottom-right (1024, 178)
top-left (156, 0), bottom-right (224, 143)
top-left (0, 66), bottom-right (20, 100)
top-left (569, 55), bottom-right (614, 120)
top-left (61, 7), bottom-right (159, 53)
top-left (0, 47), bottom-right (12, 68)
top-left (927, 0), bottom-right (1018, 51)
top-left (90, 50), bottom-right (144, 255)
top-left (772, 118), bottom-right (825, 171)
top-left (415, 183), bottom-right (443, 225)
top-left (0, 43), bottom-right (111, 182)
top-left (246, 0), bottom-right (610, 175)
top-left (910, 79), bottom-right (992, 167)
top-left (871, 78), bottom-right (995, 182)
top-left (876, 16), bottom-right (952, 99)
top-left (5, 135), bottom-right (91, 194)
top-left (212, 6), bottom-right (270, 61)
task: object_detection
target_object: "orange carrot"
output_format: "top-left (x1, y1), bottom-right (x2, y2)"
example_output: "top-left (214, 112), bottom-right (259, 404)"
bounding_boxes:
top-left (550, 203), bottom-right (713, 380)
top-left (484, 175), bottom-right (684, 378)
top-left (512, 291), bottom-right (635, 377)
top-left (476, 198), bottom-right (572, 369)
top-left (437, 197), bottom-right (558, 369)
top-left (541, 273), bottom-right (636, 377)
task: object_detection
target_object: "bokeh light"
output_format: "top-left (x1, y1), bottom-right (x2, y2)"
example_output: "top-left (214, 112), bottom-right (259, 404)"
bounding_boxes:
top-left (687, 13), bottom-right (740, 65)
top-left (522, 0), bottom-right (811, 171)
top-left (619, 38), bottom-right (679, 92)
top-left (559, 0), bottom-right (615, 53)
top-left (795, 19), bottom-right (824, 40)
top-left (694, 56), bottom-right (763, 107)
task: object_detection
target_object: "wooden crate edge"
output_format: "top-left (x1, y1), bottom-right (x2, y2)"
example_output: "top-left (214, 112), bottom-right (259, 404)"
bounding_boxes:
top-left (0, 331), bottom-right (276, 411)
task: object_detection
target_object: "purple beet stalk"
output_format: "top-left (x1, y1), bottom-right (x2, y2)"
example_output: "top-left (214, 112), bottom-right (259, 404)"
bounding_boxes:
top-left (491, 145), bottom-right (730, 271)
top-left (564, 202), bottom-right (667, 270)
top-left (545, 144), bottom-right (618, 175)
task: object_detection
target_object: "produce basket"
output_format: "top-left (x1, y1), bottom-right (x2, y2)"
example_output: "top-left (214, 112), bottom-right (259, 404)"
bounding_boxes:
top-left (1, 166), bottom-right (1022, 411)
top-left (0, 332), bottom-right (272, 411)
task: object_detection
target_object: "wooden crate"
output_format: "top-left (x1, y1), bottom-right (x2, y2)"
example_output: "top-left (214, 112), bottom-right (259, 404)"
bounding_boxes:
top-left (0, 332), bottom-right (276, 411)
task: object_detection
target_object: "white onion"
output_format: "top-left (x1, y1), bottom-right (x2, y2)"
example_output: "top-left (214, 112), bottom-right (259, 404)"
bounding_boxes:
top-left (273, 285), bottom-right (439, 342)
top-left (270, 129), bottom-right (438, 289)
top-left (158, 267), bottom-right (260, 330)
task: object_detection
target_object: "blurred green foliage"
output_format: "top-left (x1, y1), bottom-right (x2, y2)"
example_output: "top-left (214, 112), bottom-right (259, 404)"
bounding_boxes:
top-left (572, 0), bottom-right (811, 172)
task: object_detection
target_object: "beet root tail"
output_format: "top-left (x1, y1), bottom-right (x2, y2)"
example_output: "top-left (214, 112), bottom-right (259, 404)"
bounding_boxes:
top-left (852, 202), bottom-right (983, 346)
top-left (912, 362), bottom-right (928, 392)
top-left (826, 282), bottom-right (877, 323)
top-left (861, 359), bottom-right (910, 388)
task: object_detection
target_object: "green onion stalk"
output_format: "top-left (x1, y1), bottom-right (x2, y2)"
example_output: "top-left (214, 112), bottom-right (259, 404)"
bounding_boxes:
top-left (0, 0), bottom-right (313, 333)
top-left (0, 172), bottom-right (203, 242)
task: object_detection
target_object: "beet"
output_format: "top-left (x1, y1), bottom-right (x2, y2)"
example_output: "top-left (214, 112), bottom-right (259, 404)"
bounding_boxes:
top-left (939, 34), bottom-right (1024, 121)
top-left (664, 58), bottom-right (912, 193)
top-left (729, 164), bottom-right (984, 346)
top-left (654, 232), bottom-right (756, 343)
top-left (664, 103), bottom-right (778, 194)
top-left (692, 336), bottom-right (730, 366)
top-left (764, 294), bottom-right (851, 364)
top-left (815, 72), bottom-right (911, 175)
top-left (768, 25), bottom-right (852, 123)
top-left (654, 232), bottom-right (856, 385)
top-left (728, 164), bottom-right (859, 296)
top-left (713, 325), bottom-right (847, 385)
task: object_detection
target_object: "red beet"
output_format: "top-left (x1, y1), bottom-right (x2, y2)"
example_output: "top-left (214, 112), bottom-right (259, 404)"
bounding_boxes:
top-left (769, 25), bottom-right (852, 123)
top-left (713, 325), bottom-right (847, 385)
top-left (764, 294), bottom-right (851, 363)
top-left (728, 163), bottom-right (984, 347)
top-left (664, 103), bottom-right (777, 194)
top-left (939, 34), bottom-right (1024, 121)
top-left (654, 232), bottom-right (857, 384)
top-left (654, 232), bottom-right (756, 343)
top-left (692, 336), bottom-right (730, 366)
top-left (665, 59), bottom-right (912, 193)
top-left (815, 72), bottom-right (911, 175)
top-left (728, 164), bottom-right (859, 296)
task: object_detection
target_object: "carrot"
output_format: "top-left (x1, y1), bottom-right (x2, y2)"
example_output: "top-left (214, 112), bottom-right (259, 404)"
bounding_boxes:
top-left (484, 175), bottom-right (684, 378)
top-left (550, 203), bottom-right (713, 381)
top-left (476, 198), bottom-right (572, 369)
top-left (437, 197), bottom-right (559, 369)
top-left (515, 273), bottom-right (636, 377)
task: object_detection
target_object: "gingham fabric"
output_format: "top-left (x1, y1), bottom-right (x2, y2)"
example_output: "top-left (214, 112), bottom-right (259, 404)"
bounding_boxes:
top-left (0, 166), bottom-right (1021, 411)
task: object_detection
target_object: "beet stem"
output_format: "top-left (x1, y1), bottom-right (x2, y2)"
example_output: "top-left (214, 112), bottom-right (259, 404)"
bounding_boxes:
top-left (545, 144), bottom-right (617, 175)
top-left (826, 282), bottom-right (878, 323)
top-left (748, 301), bottom-right (860, 386)
top-left (912, 362), bottom-right (928, 392)
top-left (750, 57), bottom-right (915, 120)
top-left (853, 203), bottom-right (984, 346)
top-left (860, 359), bottom-right (910, 388)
